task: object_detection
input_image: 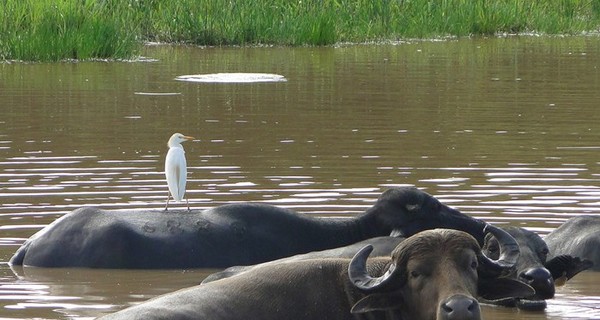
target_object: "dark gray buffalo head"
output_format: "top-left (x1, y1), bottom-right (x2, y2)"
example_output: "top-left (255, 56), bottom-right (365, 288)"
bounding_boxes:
top-left (367, 187), bottom-right (487, 243)
top-left (481, 226), bottom-right (592, 310)
top-left (348, 226), bottom-right (534, 320)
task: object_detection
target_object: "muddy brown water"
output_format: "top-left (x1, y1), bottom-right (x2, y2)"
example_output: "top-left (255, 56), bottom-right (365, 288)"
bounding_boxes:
top-left (1, 36), bottom-right (600, 319)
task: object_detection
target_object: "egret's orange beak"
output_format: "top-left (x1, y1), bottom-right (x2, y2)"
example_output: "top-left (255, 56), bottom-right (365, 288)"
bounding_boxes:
top-left (184, 136), bottom-right (195, 141)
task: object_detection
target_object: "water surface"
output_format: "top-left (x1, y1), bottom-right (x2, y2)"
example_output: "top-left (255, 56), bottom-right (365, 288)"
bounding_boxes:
top-left (1, 36), bottom-right (600, 319)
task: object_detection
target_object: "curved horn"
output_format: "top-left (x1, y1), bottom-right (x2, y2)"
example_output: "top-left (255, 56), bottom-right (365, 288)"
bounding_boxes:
top-left (348, 245), bottom-right (398, 292)
top-left (479, 224), bottom-right (520, 277)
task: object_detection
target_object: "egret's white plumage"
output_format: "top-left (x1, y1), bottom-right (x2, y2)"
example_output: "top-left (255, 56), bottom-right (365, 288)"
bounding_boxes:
top-left (165, 133), bottom-right (194, 210)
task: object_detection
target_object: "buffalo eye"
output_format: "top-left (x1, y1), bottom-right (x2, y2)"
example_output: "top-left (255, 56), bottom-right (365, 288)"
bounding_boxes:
top-left (410, 270), bottom-right (420, 278)
top-left (470, 260), bottom-right (478, 270)
top-left (484, 244), bottom-right (500, 260)
top-left (405, 203), bottom-right (420, 212)
top-left (486, 243), bottom-right (499, 254)
top-left (539, 247), bottom-right (549, 260)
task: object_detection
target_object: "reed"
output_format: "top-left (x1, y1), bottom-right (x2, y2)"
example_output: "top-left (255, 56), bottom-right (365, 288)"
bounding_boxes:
top-left (2, 0), bottom-right (600, 61)
top-left (0, 0), bottom-right (139, 61)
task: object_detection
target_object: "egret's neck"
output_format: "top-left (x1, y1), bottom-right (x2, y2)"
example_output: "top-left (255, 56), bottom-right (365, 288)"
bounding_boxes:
top-left (168, 142), bottom-right (184, 149)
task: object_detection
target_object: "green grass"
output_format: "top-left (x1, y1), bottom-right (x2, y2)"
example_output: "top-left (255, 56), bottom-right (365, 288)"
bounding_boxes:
top-left (2, 0), bottom-right (600, 61)
top-left (0, 0), bottom-right (139, 61)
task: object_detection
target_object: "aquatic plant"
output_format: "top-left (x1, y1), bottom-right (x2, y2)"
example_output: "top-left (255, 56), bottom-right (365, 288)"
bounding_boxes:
top-left (1, 0), bottom-right (600, 61)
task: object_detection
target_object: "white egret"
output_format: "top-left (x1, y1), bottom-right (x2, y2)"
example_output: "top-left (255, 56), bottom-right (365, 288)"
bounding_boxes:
top-left (165, 133), bottom-right (195, 211)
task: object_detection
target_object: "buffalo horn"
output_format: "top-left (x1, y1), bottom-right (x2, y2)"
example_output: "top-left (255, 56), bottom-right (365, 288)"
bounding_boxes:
top-left (479, 224), bottom-right (520, 277)
top-left (348, 245), bottom-right (398, 292)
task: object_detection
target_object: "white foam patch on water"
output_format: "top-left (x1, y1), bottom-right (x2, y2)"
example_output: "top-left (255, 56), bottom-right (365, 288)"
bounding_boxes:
top-left (175, 73), bottom-right (287, 83)
top-left (133, 92), bottom-right (181, 96)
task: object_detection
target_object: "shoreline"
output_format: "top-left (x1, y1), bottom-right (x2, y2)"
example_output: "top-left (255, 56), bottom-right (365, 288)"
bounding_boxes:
top-left (2, 0), bottom-right (600, 62)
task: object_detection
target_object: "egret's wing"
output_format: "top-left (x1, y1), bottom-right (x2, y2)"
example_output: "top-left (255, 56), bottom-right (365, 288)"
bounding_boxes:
top-left (165, 148), bottom-right (187, 201)
top-left (177, 154), bottom-right (187, 199)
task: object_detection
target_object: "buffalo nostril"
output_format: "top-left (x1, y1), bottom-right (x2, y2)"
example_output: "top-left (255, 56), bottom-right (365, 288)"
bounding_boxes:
top-left (442, 302), bottom-right (453, 313)
top-left (468, 301), bottom-right (477, 312)
top-left (521, 272), bottom-right (534, 282)
top-left (440, 295), bottom-right (481, 320)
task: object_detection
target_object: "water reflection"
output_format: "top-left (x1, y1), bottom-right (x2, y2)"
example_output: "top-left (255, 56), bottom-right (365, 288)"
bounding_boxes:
top-left (2, 265), bottom-right (212, 320)
top-left (1, 36), bottom-right (600, 319)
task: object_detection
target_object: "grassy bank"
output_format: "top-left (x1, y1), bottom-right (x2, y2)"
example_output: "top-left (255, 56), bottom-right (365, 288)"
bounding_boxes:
top-left (2, 0), bottom-right (600, 61)
top-left (0, 1), bottom-right (138, 61)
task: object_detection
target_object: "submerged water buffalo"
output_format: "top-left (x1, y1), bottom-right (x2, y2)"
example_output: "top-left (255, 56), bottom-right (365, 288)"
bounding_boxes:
top-left (97, 227), bottom-right (534, 320)
top-left (544, 215), bottom-right (599, 271)
top-left (10, 187), bottom-right (489, 269)
top-left (479, 226), bottom-right (591, 310)
top-left (204, 226), bottom-right (592, 310)
top-left (201, 236), bottom-right (405, 284)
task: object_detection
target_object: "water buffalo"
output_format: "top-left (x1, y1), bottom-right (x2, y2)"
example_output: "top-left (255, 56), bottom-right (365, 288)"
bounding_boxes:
top-left (204, 226), bottom-right (592, 310)
top-left (97, 227), bottom-right (534, 320)
top-left (479, 226), bottom-right (591, 310)
top-left (544, 215), bottom-right (599, 271)
top-left (201, 236), bottom-right (405, 284)
top-left (9, 187), bottom-right (489, 269)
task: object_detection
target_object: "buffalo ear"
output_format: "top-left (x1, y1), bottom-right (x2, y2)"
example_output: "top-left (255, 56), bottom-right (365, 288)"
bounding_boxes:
top-left (478, 278), bottom-right (535, 301)
top-left (351, 291), bottom-right (404, 314)
top-left (545, 255), bottom-right (593, 285)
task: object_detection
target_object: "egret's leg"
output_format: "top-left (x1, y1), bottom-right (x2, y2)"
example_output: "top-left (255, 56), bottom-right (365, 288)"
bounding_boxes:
top-left (164, 192), bottom-right (171, 211)
top-left (186, 198), bottom-right (190, 211)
